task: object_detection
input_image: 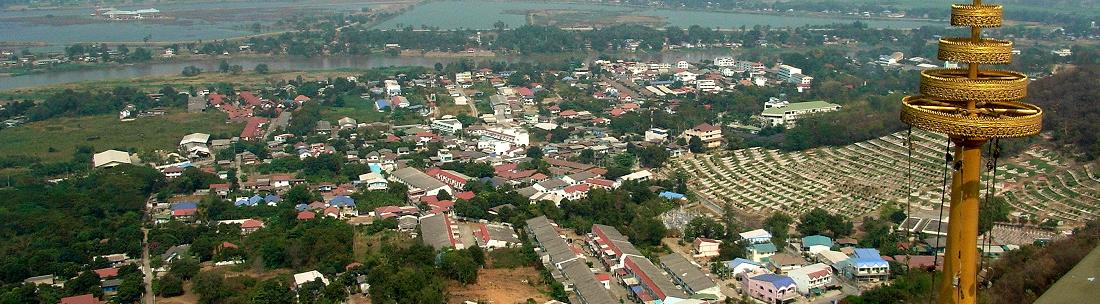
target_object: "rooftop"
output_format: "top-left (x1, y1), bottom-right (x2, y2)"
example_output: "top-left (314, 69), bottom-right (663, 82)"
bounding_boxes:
top-left (761, 100), bottom-right (841, 116)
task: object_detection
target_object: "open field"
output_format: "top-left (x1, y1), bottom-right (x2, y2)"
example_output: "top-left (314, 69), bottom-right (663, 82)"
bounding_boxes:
top-left (0, 110), bottom-right (241, 162)
top-left (671, 130), bottom-right (1100, 226)
top-left (0, 70), bottom-right (362, 100)
top-left (446, 266), bottom-right (550, 304)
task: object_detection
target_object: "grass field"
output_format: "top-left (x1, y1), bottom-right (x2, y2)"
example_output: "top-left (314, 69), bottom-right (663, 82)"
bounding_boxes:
top-left (0, 110), bottom-right (241, 162)
top-left (321, 95), bottom-right (390, 125)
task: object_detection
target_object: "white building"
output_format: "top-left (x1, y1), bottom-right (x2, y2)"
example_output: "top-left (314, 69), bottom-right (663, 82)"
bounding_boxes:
top-left (714, 57), bottom-right (736, 67)
top-left (384, 80), bottom-right (401, 96)
top-left (676, 60), bottom-right (690, 70)
top-left (761, 101), bottom-right (841, 127)
top-left (92, 150), bottom-right (132, 168)
top-left (696, 79), bottom-right (720, 93)
top-left (644, 128), bottom-right (669, 142)
top-left (475, 127), bottom-right (530, 147)
top-left (693, 238), bottom-right (721, 258)
top-left (776, 64), bottom-right (803, 83)
top-left (455, 71), bottom-right (473, 83)
top-left (293, 270), bottom-right (329, 289)
top-left (430, 118), bottom-right (464, 134)
top-left (786, 263), bottom-right (833, 295)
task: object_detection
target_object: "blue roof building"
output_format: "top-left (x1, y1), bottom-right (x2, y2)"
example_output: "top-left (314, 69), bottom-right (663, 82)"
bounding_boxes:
top-left (845, 248), bottom-right (891, 282)
top-left (295, 204), bottom-right (309, 211)
top-left (801, 235), bottom-right (833, 251)
top-left (658, 191), bottom-right (686, 200)
top-left (264, 194), bottom-right (281, 204)
top-left (234, 197), bottom-right (250, 207)
top-left (171, 202), bottom-right (198, 210)
top-left (329, 195), bottom-right (355, 207)
top-left (745, 274), bottom-right (798, 303)
top-left (376, 99), bottom-right (389, 111)
top-left (248, 195), bottom-right (264, 206)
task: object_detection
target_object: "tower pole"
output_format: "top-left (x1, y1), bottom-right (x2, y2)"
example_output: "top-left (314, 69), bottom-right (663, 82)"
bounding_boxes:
top-left (899, 0), bottom-right (1043, 302)
top-left (941, 139), bottom-right (984, 303)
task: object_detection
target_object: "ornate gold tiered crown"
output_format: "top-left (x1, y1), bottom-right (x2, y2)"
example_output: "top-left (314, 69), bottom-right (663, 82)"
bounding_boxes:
top-left (900, 1), bottom-right (1043, 138)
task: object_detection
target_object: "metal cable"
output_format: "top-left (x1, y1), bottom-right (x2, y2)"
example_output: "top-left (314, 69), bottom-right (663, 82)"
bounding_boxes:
top-left (929, 138), bottom-right (953, 304)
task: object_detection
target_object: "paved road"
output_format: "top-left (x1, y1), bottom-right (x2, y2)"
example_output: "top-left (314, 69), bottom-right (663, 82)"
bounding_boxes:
top-left (142, 227), bottom-right (153, 303)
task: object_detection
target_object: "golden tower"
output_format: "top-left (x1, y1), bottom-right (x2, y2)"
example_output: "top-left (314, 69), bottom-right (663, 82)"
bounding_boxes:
top-left (899, 0), bottom-right (1043, 303)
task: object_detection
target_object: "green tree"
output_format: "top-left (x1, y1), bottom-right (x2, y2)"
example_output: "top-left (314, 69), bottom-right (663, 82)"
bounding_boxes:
top-left (683, 217), bottom-right (725, 240)
top-left (763, 212), bottom-right (794, 244)
top-left (218, 60), bottom-right (231, 73)
top-left (66, 270), bottom-right (103, 298)
top-left (155, 274), bottom-right (184, 297)
top-left (526, 146), bottom-right (544, 159)
top-left (440, 250), bottom-right (479, 285)
top-left (169, 257), bottom-right (200, 280)
top-left (688, 136), bottom-right (704, 153)
top-left (979, 197), bottom-right (1010, 234)
top-left (254, 64), bottom-right (270, 74)
top-left (797, 208), bottom-right (853, 238)
top-left (192, 271), bottom-right (229, 304)
top-left (181, 66), bottom-right (202, 77)
top-left (113, 274), bottom-right (144, 304)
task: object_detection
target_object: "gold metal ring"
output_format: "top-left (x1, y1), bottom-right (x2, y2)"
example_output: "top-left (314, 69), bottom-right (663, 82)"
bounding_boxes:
top-left (919, 69), bottom-right (1027, 102)
top-left (901, 96), bottom-right (1043, 138)
top-left (938, 38), bottom-right (1013, 64)
top-left (951, 4), bottom-right (1003, 28)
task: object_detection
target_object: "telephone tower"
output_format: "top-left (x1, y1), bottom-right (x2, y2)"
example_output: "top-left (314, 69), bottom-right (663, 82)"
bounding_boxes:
top-left (899, 0), bottom-right (1043, 303)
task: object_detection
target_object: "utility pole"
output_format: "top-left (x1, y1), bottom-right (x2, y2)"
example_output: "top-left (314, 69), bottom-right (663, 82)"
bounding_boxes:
top-left (899, 0), bottom-right (1043, 303)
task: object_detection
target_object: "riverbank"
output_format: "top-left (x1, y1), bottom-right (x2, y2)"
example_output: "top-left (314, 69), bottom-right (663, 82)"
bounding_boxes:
top-left (0, 48), bottom-right (738, 92)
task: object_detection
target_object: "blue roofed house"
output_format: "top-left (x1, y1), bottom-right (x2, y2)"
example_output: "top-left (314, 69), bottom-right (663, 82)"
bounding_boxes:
top-left (801, 235), bottom-right (833, 254)
top-left (170, 202), bottom-right (198, 210)
top-left (264, 194), bottom-right (281, 205)
top-left (844, 248), bottom-right (890, 282)
top-left (743, 273), bottom-right (798, 304)
top-left (749, 242), bottom-right (778, 263)
top-left (295, 204), bottom-right (309, 211)
top-left (329, 195), bottom-right (357, 217)
top-left (234, 197), bottom-right (250, 207)
top-left (721, 258), bottom-right (765, 279)
top-left (248, 194), bottom-right (264, 206)
top-left (376, 99), bottom-right (389, 111)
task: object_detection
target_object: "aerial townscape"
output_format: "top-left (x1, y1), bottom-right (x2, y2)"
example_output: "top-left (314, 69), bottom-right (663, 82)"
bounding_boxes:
top-left (1, 0), bottom-right (1100, 304)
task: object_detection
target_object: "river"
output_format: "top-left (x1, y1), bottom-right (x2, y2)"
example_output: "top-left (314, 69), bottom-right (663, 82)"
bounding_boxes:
top-left (0, 50), bottom-right (733, 91)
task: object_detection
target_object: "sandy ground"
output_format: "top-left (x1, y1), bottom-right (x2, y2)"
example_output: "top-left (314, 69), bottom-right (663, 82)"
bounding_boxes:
top-left (447, 267), bottom-right (550, 304)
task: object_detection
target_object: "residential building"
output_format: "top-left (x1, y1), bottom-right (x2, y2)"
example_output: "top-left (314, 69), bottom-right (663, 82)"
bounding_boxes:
top-left (455, 71), bottom-right (473, 83)
top-left (560, 259), bottom-right (617, 304)
top-left (526, 216), bottom-right (582, 269)
top-left (59, 294), bottom-right (106, 304)
top-left (358, 172), bottom-right (388, 190)
top-left (761, 101), bottom-right (841, 127)
top-left (660, 253), bottom-right (722, 300)
top-left (843, 248), bottom-right (890, 282)
top-left (714, 56), bottom-right (736, 67)
top-left (776, 64), bottom-right (802, 81)
top-left (740, 229), bottom-right (773, 244)
top-left (624, 255), bottom-right (689, 303)
top-left (475, 223), bottom-right (521, 250)
top-left (696, 79), bottom-right (720, 93)
top-left (744, 274), bottom-right (798, 304)
top-left (644, 128), bottom-right (669, 142)
top-left (683, 123), bottom-right (722, 149)
top-left (768, 253), bottom-right (807, 274)
top-left (179, 133), bottom-right (211, 159)
top-left (590, 224), bottom-right (644, 271)
top-left (420, 213), bottom-right (462, 250)
top-left (693, 238), bottom-right (721, 258)
top-left (801, 235), bottom-right (833, 254)
top-left (722, 258), bottom-right (765, 277)
top-left (92, 150), bottom-right (132, 168)
top-left (749, 242), bottom-right (778, 263)
top-left (384, 79), bottom-right (401, 95)
top-left (426, 168), bottom-right (471, 190)
top-left (786, 263), bottom-right (833, 295)
top-left (430, 118), bottom-right (463, 134)
top-left (293, 270), bottom-right (329, 289)
top-left (390, 167), bottom-right (452, 198)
